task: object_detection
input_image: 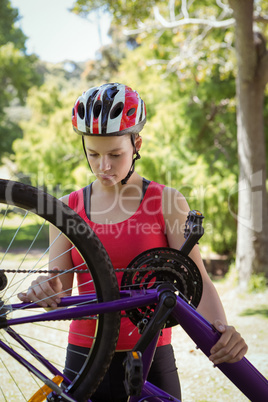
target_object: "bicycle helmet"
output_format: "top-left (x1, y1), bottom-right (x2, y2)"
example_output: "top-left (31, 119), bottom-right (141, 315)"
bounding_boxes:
top-left (72, 83), bottom-right (146, 184)
top-left (72, 83), bottom-right (146, 136)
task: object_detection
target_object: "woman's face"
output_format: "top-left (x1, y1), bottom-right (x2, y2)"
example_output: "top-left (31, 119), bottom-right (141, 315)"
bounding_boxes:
top-left (84, 135), bottom-right (141, 186)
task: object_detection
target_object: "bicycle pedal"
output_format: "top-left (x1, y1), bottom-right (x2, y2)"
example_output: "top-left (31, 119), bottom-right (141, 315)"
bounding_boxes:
top-left (124, 351), bottom-right (143, 397)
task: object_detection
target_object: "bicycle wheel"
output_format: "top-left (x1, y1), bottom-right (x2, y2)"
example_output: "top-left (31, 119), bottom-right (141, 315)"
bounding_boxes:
top-left (0, 179), bottom-right (120, 401)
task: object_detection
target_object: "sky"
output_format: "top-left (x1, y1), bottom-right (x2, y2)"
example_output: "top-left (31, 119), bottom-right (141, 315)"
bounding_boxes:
top-left (10, 0), bottom-right (111, 63)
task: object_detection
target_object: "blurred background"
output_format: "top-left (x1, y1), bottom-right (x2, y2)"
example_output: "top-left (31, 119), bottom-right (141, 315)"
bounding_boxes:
top-left (0, 1), bottom-right (268, 400)
top-left (1, 0), bottom-right (268, 287)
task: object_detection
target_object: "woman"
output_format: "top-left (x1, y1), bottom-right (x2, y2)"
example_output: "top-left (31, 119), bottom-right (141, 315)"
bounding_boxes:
top-left (18, 83), bottom-right (247, 401)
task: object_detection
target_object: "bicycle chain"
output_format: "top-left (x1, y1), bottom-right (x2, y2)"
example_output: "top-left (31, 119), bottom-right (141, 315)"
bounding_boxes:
top-left (0, 266), bottom-right (184, 275)
top-left (0, 266), bottom-right (192, 321)
top-left (1, 269), bottom-right (90, 274)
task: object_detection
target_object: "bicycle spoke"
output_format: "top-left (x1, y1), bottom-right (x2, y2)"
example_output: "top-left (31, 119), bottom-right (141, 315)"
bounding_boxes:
top-left (0, 207), bottom-right (29, 265)
top-left (1, 329), bottom-right (45, 393)
top-left (0, 386), bottom-right (8, 402)
top-left (0, 181), bottom-right (120, 401)
top-left (0, 355), bottom-right (28, 401)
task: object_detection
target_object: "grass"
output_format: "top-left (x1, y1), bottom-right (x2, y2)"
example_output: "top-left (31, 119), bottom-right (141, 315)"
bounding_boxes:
top-left (240, 305), bottom-right (268, 319)
top-left (0, 212), bottom-right (49, 251)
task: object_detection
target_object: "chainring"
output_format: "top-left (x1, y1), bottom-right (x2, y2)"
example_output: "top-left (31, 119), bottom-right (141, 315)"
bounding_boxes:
top-left (120, 247), bottom-right (203, 328)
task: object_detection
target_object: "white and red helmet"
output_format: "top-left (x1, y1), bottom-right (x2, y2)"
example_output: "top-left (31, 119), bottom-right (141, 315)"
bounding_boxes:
top-left (72, 83), bottom-right (146, 136)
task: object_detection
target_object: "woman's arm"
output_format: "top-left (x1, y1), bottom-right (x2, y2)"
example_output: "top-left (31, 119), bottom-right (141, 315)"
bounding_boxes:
top-left (162, 187), bottom-right (248, 364)
top-left (18, 195), bottom-right (74, 308)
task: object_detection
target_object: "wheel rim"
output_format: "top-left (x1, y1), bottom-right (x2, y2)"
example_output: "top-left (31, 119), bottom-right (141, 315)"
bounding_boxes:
top-left (0, 180), bottom-right (120, 401)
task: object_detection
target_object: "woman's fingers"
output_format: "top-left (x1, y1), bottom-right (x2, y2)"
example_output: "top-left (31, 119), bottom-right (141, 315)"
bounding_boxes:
top-left (17, 292), bottom-right (30, 303)
top-left (209, 321), bottom-right (248, 365)
top-left (18, 280), bottom-right (50, 307)
top-left (17, 269), bottom-right (64, 308)
top-left (32, 277), bottom-right (61, 307)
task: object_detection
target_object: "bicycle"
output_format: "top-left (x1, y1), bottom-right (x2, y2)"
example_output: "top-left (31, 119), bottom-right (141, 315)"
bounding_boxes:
top-left (0, 178), bottom-right (267, 402)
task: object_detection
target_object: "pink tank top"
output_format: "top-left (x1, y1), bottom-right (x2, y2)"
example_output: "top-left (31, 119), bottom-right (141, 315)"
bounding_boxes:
top-left (68, 180), bottom-right (172, 349)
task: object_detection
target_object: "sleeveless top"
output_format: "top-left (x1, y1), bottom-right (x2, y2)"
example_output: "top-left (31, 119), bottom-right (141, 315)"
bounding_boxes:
top-left (68, 180), bottom-right (171, 350)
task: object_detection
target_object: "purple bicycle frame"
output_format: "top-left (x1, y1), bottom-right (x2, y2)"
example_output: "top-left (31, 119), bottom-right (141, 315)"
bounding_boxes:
top-left (128, 294), bottom-right (268, 402)
top-left (2, 289), bottom-right (268, 402)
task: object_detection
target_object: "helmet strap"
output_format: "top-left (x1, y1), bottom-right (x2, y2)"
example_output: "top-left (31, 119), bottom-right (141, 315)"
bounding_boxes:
top-left (82, 136), bottom-right (93, 173)
top-left (82, 134), bottom-right (141, 185)
top-left (121, 133), bottom-right (141, 185)
top-left (121, 151), bottom-right (141, 185)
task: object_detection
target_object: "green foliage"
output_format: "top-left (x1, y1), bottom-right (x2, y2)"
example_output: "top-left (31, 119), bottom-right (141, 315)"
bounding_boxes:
top-left (248, 273), bottom-right (268, 293)
top-left (10, 0), bottom-right (268, 261)
top-left (111, 32), bottom-right (239, 255)
top-left (12, 0), bottom-right (241, 255)
top-left (13, 80), bottom-right (87, 194)
top-left (0, 43), bottom-right (40, 105)
top-left (0, 120), bottom-right (23, 160)
top-left (71, 0), bottom-right (156, 24)
top-left (0, 0), bottom-right (27, 48)
top-left (0, 0), bottom-right (42, 161)
top-left (0, 213), bottom-right (49, 250)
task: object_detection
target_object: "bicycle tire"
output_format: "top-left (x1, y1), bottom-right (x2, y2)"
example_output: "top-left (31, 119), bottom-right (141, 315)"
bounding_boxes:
top-left (0, 179), bottom-right (120, 401)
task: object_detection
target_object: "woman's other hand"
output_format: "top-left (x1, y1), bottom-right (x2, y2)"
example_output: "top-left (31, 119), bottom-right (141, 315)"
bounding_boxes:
top-left (209, 319), bottom-right (248, 365)
top-left (18, 267), bottom-right (66, 308)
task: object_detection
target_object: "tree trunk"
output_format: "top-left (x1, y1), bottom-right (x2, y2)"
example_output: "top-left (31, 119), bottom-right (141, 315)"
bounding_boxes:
top-left (229, 0), bottom-right (268, 287)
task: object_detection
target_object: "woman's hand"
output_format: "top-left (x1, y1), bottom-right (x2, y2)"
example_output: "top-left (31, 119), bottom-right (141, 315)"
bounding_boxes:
top-left (209, 320), bottom-right (248, 365)
top-left (18, 268), bottom-right (66, 308)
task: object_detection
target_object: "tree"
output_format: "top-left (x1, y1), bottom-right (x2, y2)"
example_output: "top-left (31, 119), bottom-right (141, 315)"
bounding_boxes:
top-left (114, 32), bottom-right (239, 256)
top-left (72, 0), bottom-right (268, 285)
top-left (0, 0), bottom-right (41, 162)
top-left (13, 80), bottom-right (86, 193)
top-left (228, 0), bottom-right (268, 286)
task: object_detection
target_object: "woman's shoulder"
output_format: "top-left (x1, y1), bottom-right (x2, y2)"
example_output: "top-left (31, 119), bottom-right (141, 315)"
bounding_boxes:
top-left (59, 186), bottom-right (86, 207)
top-left (162, 185), bottom-right (190, 218)
top-left (143, 180), bottom-right (188, 210)
top-left (162, 185), bottom-right (184, 198)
